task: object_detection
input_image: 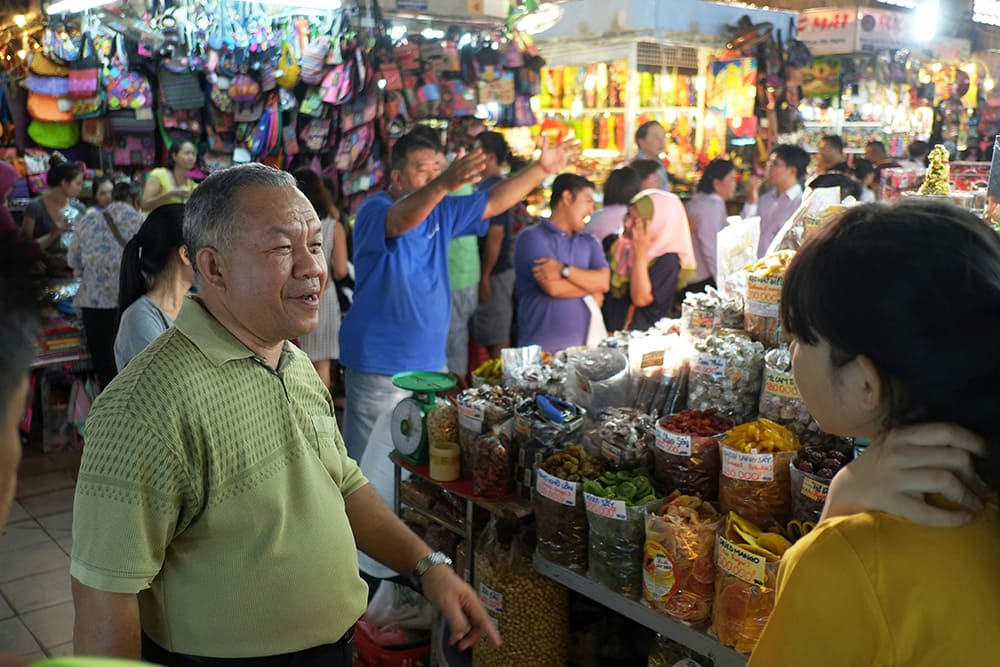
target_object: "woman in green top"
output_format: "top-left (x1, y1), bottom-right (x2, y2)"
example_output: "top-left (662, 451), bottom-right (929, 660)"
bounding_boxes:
top-left (140, 141), bottom-right (197, 212)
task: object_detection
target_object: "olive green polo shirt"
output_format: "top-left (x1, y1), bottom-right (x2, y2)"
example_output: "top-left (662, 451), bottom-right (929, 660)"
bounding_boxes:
top-left (71, 298), bottom-right (369, 658)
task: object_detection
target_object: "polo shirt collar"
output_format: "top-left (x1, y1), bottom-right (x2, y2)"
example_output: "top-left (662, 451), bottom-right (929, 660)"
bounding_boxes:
top-left (780, 184), bottom-right (803, 201)
top-left (540, 217), bottom-right (571, 237)
top-left (175, 297), bottom-right (281, 368)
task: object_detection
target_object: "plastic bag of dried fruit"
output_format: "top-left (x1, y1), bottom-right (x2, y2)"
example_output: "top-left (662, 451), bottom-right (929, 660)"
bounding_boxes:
top-left (711, 512), bottom-right (791, 654)
top-left (473, 518), bottom-right (570, 667)
top-left (788, 443), bottom-right (852, 526)
top-left (718, 419), bottom-right (799, 534)
top-left (534, 445), bottom-right (604, 572)
top-left (744, 250), bottom-right (795, 349)
top-left (758, 347), bottom-right (836, 447)
top-left (643, 493), bottom-right (722, 624)
top-left (653, 410), bottom-right (732, 499)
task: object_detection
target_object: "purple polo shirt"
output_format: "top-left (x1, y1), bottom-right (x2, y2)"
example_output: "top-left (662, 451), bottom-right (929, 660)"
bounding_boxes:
top-left (513, 218), bottom-right (608, 353)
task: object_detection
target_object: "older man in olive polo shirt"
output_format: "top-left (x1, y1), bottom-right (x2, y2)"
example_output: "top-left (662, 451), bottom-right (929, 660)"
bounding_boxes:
top-left (70, 164), bottom-right (500, 666)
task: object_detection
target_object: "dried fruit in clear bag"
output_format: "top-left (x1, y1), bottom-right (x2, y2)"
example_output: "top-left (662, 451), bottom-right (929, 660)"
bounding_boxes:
top-left (426, 402), bottom-right (458, 448)
top-left (534, 445), bottom-right (605, 571)
top-left (653, 410), bottom-right (732, 499)
top-left (744, 250), bottom-right (795, 348)
top-left (758, 347), bottom-right (835, 447)
top-left (643, 493), bottom-right (722, 624)
top-left (474, 430), bottom-right (513, 498)
top-left (687, 331), bottom-right (765, 425)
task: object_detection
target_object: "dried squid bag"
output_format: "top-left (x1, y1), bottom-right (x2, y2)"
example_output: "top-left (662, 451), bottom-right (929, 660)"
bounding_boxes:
top-left (711, 512), bottom-right (790, 654)
top-left (758, 347), bottom-right (835, 447)
top-left (744, 250), bottom-right (795, 349)
top-left (653, 410), bottom-right (732, 500)
top-left (533, 445), bottom-right (604, 571)
top-left (473, 518), bottom-right (570, 667)
top-left (718, 420), bottom-right (800, 534)
top-left (583, 470), bottom-right (659, 598)
top-left (642, 494), bottom-right (722, 625)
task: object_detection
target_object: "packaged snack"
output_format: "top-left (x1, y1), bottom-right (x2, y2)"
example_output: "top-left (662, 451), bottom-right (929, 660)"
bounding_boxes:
top-left (643, 493), bottom-right (722, 624)
top-left (534, 445), bottom-right (605, 571)
top-left (718, 420), bottom-right (800, 534)
top-left (647, 634), bottom-right (713, 667)
top-left (789, 444), bottom-right (851, 526)
top-left (595, 407), bottom-right (656, 470)
top-left (456, 386), bottom-right (518, 478)
top-left (758, 347), bottom-right (833, 447)
top-left (744, 251), bottom-right (795, 348)
top-left (711, 512), bottom-right (790, 654)
top-left (584, 470), bottom-right (659, 598)
top-left (714, 293), bottom-right (745, 331)
top-left (653, 410), bottom-right (732, 499)
top-left (687, 331), bottom-right (765, 425)
top-left (570, 347), bottom-right (629, 414)
top-left (473, 519), bottom-right (570, 667)
top-left (426, 402), bottom-right (458, 449)
top-left (681, 291), bottom-right (718, 342)
top-left (473, 429), bottom-right (514, 499)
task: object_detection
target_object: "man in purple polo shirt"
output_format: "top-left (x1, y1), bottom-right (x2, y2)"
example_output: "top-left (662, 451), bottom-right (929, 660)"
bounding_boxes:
top-left (743, 144), bottom-right (810, 258)
top-left (514, 174), bottom-right (610, 352)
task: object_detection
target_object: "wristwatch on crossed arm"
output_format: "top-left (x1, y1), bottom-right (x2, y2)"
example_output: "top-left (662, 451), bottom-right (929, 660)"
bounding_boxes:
top-left (411, 551), bottom-right (453, 593)
top-left (560, 263), bottom-right (571, 279)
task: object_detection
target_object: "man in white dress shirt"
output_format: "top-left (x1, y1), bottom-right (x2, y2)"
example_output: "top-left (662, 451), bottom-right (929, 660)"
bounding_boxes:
top-left (743, 145), bottom-right (810, 258)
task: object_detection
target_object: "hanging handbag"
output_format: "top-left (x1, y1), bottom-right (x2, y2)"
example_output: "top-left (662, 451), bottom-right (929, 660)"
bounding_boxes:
top-left (299, 117), bottom-right (332, 152)
top-left (105, 36), bottom-right (153, 110)
top-left (81, 118), bottom-right (110, 145)
top-left (228, 70), bottom-right (261, 104)
top-left (159, 105), bottom-right (203, 134)
top-left (233, 99), bottom-right (265, 123)
top-left (24, 75), bottom-right (71, 97)
top-left (28, 51), bottom-right (70, 77)
top-left (300, 36), bottom-right (332, 85)
top-left (72, 92), bottom-right (106, 119)
top-left (334, 122), bottom-right (375, 171)
top-left (340, 90), bottom-right (379, 132)
top-left (275, 40), bottom-right (300, 89)
top-left (159, 66), bottom-right (204, 110)
top-left (299, 86), bottom-right (327, 117)
top-left (43, 24), bottom-right (81, 63)
top-left (321, 62), bottom-right (355, 106)
top-left (27, 92), bottom-right (75, 122)
top-left (108, 109), bottom-right (156, 134)
top-left (68, 33), bottom-right (101, 99)
top-left (27, 120), bottom-right (80, 149)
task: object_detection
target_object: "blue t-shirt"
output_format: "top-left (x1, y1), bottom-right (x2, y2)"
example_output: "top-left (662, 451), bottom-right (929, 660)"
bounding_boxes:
top-left (339, 190), bottom-right (489, 375)
top-left (513, 219), bottom-right (608, 353)
top-left (476, 176), bottom-right (514, 275)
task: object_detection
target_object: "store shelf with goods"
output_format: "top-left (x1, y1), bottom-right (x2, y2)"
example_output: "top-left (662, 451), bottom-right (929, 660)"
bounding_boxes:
top-left (399, 501), bottom-right (466, 538)
top-left (539, 107), bottom-right (628, 114)
top-left (533, 554), bottom-right (749, 667)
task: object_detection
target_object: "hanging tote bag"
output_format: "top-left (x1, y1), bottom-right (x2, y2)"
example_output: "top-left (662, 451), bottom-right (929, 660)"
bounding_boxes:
top-left (159, 65), bottom-right (204, 110)
top-left (28, 120), bottom-right (80, 149)
top-left (68, 33), bottom-right (101, 99)
top-left (104, 35), bottom-right (153, 111)
top-left (27, 92), bottom-right (75, 122)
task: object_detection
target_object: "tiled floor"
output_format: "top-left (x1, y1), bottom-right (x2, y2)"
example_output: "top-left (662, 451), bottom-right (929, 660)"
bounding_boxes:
top-left (0, 447), bottom-right (81, 658)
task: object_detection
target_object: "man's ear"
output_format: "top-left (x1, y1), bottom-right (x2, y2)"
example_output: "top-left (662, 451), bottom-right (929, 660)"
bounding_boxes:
top-left (390, 168), bottom-right (402, 191)
top-left (561, 188), bottom-right (574, 208)
top-left (196, 247), bottom-right (226, 291)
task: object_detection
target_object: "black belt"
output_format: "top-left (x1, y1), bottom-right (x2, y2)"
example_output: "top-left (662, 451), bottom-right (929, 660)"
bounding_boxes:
top-left (141, 628), bottom-right (354, 667)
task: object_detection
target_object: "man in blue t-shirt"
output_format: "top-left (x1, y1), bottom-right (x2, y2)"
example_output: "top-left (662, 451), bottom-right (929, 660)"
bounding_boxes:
top-left (514, 174), bottom-right (611, 353)
top-left (339, 131), bottom-right (576, 461)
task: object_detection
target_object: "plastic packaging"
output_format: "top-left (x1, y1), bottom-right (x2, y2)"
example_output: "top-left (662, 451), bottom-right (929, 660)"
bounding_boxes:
top-left (456, 386), bottom-right (518, 478)
top-left (687, 331), bottom-right (765, 425)
top-left (744, 251), bottom-right (794, 348)
top-left (653, 410), bottom-right (732, 499)
top-left (534, 445), bottom-right (605, 571)
top-left (631, 337), bottom-right (691, 419)
top-left (473, 519), bottom-right (570, 667)
top-left (718, 420), bottom-right (799, 534)
top-left (715, 216), bottom-right (759, 300)
top-left (643, 495), bottom-right (722, 624)
top-left (595, 407), bottom-right (656, 470)
top-left (758, 347), bottom-right (833, 447)
top-left (681, 292), bottom-right (718, 342)
top-left (426, 402), bottom-right (459, 449)
top-left (473, 430), bottom-right (514, 498)
top-left (585, 493), bottom-right (655, 599)
top-left (570, 348), bottom-right (630, 414)
top-left (789, 444), bottom-right (851, 525)
top-left (647, 634), bottom-right (713, 667)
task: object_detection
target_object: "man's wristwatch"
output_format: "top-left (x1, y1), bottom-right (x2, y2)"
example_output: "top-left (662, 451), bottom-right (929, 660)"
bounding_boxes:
top-left (560, 263), bottom-right (571, 279)
top-left (411, 551), bottom-right (453, 593)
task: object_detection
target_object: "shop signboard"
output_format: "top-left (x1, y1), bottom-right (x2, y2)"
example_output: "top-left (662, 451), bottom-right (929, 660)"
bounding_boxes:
top-left (933, 38), bottom-right (972, 62)
top-left (797, 7), bottom-right (858, 56)
top-left (396, 0), bottom-right (429, 10)
top-left (857, 7), bottom-right (913, 52)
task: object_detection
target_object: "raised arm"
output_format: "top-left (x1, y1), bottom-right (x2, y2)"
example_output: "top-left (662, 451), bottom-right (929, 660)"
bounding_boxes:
top-left (385, 150), bottom-right (487, 238)
top-left (482, 138), bottom-right (578, 219)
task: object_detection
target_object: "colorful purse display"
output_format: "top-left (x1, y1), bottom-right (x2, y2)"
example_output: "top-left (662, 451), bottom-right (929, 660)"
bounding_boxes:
top-left (104, 36), bottom-right (153, 110)
top-left (68, 33), bottom-right (101, 99)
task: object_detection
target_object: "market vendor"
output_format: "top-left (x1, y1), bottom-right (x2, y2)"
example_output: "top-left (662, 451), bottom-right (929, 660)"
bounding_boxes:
top-left (514, 173), bottom-right (610, 352)
top-left (70, 164), bottom-right (501, 665)
top-left (743, 145), bottom-right (810, 258)
top-left (601, 189), bottom-right (696, 332)
top-left (339, 131), bottom-right (576, 462)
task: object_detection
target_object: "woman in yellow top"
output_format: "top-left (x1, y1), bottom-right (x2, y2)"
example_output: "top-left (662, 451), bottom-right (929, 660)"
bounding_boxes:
top-left (747, 201), bottom-right (1000, 666)
top-left (140, 140), bottom-right (197, 212)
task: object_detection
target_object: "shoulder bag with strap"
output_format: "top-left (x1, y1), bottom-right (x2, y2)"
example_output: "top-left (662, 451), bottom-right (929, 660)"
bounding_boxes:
top-left (102, 210), bottom-right (128, 247)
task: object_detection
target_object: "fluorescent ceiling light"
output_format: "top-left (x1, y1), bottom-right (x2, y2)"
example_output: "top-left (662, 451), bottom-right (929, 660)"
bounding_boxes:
top-left (511, 1), bottom-right (563, 35)
top-left (46, 0), bottom-right (115, 15)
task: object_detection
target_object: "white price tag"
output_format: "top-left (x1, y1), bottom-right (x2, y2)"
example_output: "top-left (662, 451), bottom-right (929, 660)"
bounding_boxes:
top-left (536, 468), bottom-right (578, 506)
top-left (655, 425), bottom-right (692, 456)
top-left (584, 492), bottom-right (628, 520)
top-left (458, 404), bottom-right (483, 433)
top-left (721, 447), bottom-right (775, 482)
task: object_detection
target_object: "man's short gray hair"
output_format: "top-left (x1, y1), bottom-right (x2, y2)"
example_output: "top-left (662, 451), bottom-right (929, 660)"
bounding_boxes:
top-left (184, 163), bottom-right (296, 260)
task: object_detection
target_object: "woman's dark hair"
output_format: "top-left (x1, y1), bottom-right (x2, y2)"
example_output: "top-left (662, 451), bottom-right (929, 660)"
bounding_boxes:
top-left (807, 172), bottom-right (861, 201)
top-left (292, 168), bottom-right (337, 221)
top-left (697, 159), bottom-right (735, 194)
top-left (631, 159), bottom-right (662, 184)
top-left (92, 175), bottom-right (113, 196)
top-left (852, 158), bottom-right (875, 183)
top-left (781, 202), bottom-right (1000, 482)
top-left (602, 167), bottom-right (642, 207)
top-left (46, 158), bottom-right (82, 188)
top-left (119, 204), bottom-right (186, 313)
top-left (165, 140), bottom-right (195, 170)
top-left (112, 181), bottom-right (138, 204)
